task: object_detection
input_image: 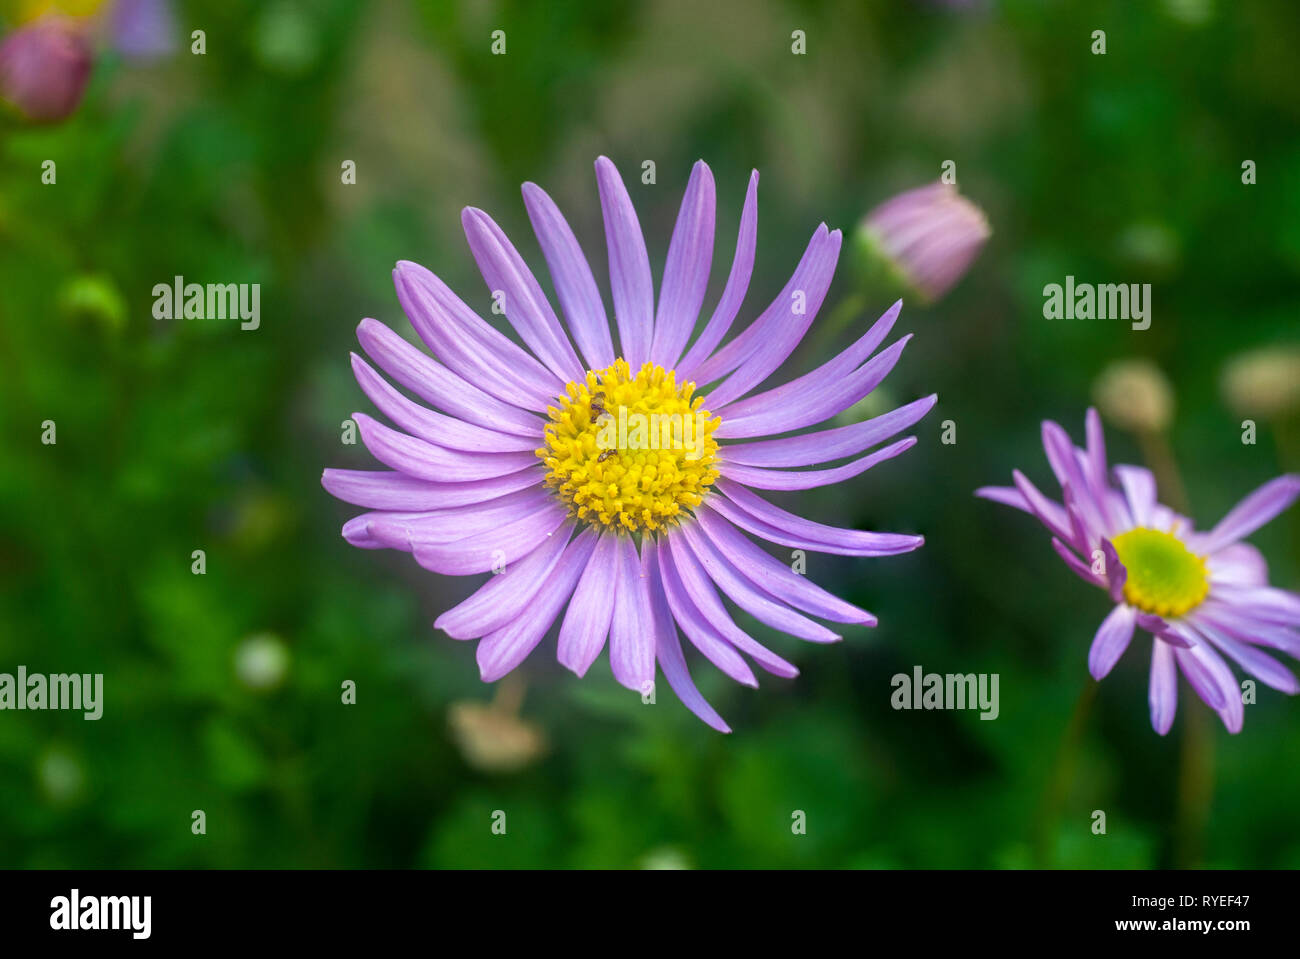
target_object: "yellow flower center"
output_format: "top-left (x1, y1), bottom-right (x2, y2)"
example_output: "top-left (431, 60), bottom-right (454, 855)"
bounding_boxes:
top-left (1110, 527), bottom-right (1210, 617)
top-left (539, 359), bottom-right (720, 532)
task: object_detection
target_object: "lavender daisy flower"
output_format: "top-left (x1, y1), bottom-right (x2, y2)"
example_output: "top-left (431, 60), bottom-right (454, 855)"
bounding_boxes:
top-left (977, 408), bottom-right (1300, 734)
top-left (0, 17), bottom-right (93, 124)
top-left (324, 157), bottom-right (934, 731)
top-left (107, 0), bottom-right (176, 60)
top-left (860, 181), bottom-right (990, 303)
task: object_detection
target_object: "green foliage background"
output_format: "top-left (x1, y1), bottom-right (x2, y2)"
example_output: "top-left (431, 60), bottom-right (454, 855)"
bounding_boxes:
top-left (2, 0), bottom-right (1298, 868)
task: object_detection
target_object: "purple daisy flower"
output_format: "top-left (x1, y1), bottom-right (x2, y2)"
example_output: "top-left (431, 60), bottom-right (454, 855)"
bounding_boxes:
top-left (324, 157), bottom-right (934, 731)
top-left (977, 408), bottom-right (1300, 734)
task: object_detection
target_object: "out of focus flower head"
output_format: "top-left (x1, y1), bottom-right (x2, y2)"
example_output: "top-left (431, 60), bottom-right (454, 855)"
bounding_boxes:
top-left (1221, 346), bottom-right (1300, 420)
top-left (448, 678), bottom-right (547, 774)
top-left (106, 0), bottom-right (175, 60)
top-left (0, 15), bottom-right (93, 122)
top-left (1093, 358), bottom-right (1175, 436)
top-left (858, 181), bottom-right (990, 303)
top-left (0, 0), bottom-right (174, 123)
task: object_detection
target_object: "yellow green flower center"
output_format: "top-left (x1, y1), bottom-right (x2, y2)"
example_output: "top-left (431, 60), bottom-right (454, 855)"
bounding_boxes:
top-left (538, 359), bottom-right (720, 532)
top-left (1110, 527), bottom-right (1210, 617)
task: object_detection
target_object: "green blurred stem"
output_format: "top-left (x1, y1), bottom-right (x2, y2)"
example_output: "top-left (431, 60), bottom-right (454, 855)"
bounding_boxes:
top-left (1137, 429), bottom-right (1189, 516)
top-left (1174, 703), bottom-right (1214, 868)
top-left (492, 675), bottom-right (526, 715)
top-left (1034, 680), bottom-right (1098, 867)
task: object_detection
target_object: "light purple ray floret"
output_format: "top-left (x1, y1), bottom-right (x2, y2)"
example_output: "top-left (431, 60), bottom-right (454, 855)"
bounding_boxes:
top-left (977, 407), bottom-right (1300, 735)
top-left (324, 157), bottom-right (935, 731)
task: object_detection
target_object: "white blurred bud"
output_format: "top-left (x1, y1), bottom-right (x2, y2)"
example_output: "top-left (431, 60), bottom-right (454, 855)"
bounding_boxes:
top-left (235, 632), bottom-right (290, 691)
top-left (1093, 359), bottom-right (1175, 434)
top-left (1221, 347), bottom-right (1300, 419)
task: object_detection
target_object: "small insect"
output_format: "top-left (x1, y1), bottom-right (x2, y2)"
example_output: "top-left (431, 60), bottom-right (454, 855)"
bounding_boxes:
top-left (596, 449), bottom-right (616, 463)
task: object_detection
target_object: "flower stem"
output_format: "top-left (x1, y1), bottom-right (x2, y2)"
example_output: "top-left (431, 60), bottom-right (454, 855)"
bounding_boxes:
top-left (1174, 703), bottom-right (1214, 867)
top-left (1034, 680), bottom-right (1098, 867)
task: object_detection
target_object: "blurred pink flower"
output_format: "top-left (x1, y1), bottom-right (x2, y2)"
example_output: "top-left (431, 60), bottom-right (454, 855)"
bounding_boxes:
top-left (861, 181), bottom-right (990, 302)
top-left (0, 17), bottom-right (93, 123)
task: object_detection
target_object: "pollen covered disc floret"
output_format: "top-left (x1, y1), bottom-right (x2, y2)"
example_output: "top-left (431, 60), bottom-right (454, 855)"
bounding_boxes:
top-left (539, 359), bottom-right (720, 532)
top-left (1111, 527), bottom-right (1209, 618)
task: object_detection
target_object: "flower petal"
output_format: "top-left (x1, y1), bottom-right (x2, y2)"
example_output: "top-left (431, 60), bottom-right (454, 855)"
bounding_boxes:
top-left (656, 539), bottom-right (759, 687)
top-left (356, 318), bottom-right (543, 436)
top-left (720, 437), bottom-right (916, 491)
top-left (352, 413), bottom-right (539, 483)
top-left (703, 227), bottom-right (841, 408)
top-left (1114, 464), bottom-right (1157, 528)
top-left (650, 160), bottom-right (715, 370)
top-left (1193, 618), bottom-right (1298, 694)
top-left (722, 395), bottom-right (936, 469)
top-left (1198, 474), bottom-right (1300, 554)
top-left (1010, 469), bottom-right (1074, 546)
top-left (1100, 538), bottom-right (1126, 603)
top-left (1176, 638), bottom-right (1243, 732)
top-left (475, 530), bottom-right (595, 682)
top-left (646, 547), bottom-right (732, 732)
top-left (595, 156), bottom-right (654, 368)
top-left (1172, 641), bottom-right (1229, 711)
top-left (1207, 542), bottom-right (1268, 586)
top-left (1149, 641), bottom-right (1178, 735)
top-left (677, 522), bottom-right (839, 643)
top-left (1050, 538), bottom-right (1105, 588)
top-left (435, 525), bottom-right (578, 639)
top-left (350, 354), bottom-right (539, 453)
top-left (1041, 421), bottom-right (1107, 541)
top-left (521, 181), bottom-right (617, 370)
top-left (696, 506), bottom-right (875, 625)
top-left (691, 224), bottom-right (834, 393)
top-left (461, 207), bottom-right (586, 384)
top-left (676, 170), bottom-right (759, 382)
top-left (392, 261), bottom-right (561, 409)
top-left (556, 532), bottom-right (619, 676)
top-left (714, 333), bottom-right (910, 439)
top-left (411, 506), bottom-right (570, 575)
top-left (712, 479), bottom-right (923, 556)
top-left (363, 488), bottom-right (555, 550)
top-left (609, 535), bottom-right (655, 691)
top-left (974, 485), bottom-right (1033, 514)
top-left (661, 536), bottom-right (799, 678)
top-left (1194, 600), bottom-right (1300, 658)
top-left (1089, 603), bottom-right (1136, 680)
top-left (322, 467), bottom-right (542, 511)
top-left (1209, 585), bottom-right (1300, 626)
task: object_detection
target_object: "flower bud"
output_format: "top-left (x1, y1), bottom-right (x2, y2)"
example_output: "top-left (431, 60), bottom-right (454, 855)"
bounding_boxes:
top-left (0, 18), bottom-right (93, 123)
